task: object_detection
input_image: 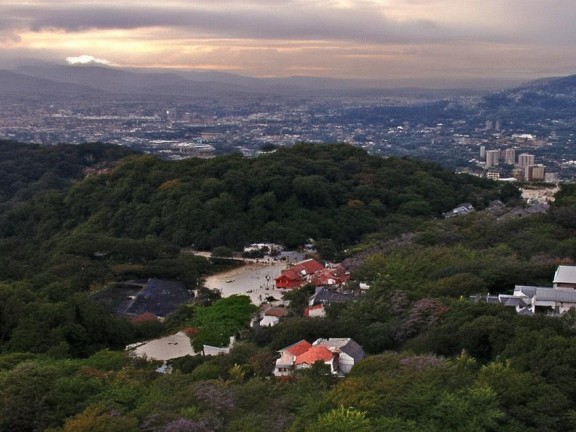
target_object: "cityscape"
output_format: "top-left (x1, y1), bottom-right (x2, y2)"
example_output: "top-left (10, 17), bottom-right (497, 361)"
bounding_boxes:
top-left (1, 73), bottom-right (575, 182)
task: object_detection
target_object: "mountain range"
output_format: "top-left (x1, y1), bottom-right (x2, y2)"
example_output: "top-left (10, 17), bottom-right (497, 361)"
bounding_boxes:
top-left (0, 59), bottom-right (520, 100)
top-left (3, 60), bottom-right (576, 119)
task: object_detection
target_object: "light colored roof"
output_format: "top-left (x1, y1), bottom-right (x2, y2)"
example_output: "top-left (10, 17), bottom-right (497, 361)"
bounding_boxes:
top-left (260, 316), bottom-right (280, 327)
top-left (504, 298), bottom-right (529, 308)
top-left (276, 350), bottom-right (296, 368)
top-left (554, 266), bottom-right (576, 285)
top-left (126, 331), bottom-right (195, 361)
top-left (315, 338), bottom-right (365, 362)
top-left (515, 285), bottom-right (576, 303)
top-left (304, 304), bottom-right (325, 316)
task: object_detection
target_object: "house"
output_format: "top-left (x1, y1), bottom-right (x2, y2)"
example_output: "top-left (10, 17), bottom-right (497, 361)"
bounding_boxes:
top-left (260, 315), bottom-right (280, 327)
top-left (256, 304), bottom-right (290, 327)
top-left (313, 338), bottom-right (365, 374)
top-left (443, 203), bottom-right (475, 218)
top-left (294, 345), bottom-right (337, 374)
top-left (275, 259), bottom-right (325, 289)
top-left (499, 285), bottom-right (576, 315)
top-left (308, 286), bottom-right (360, 307)
top-left (273, 338), bottom-right (364, 377)
top-left (310, 265), bottom-right (350, 287)
top-left (274, 340), bottom-right (313, 377)
top-left (553, 265), bottom-right (576, 289)
top-left (304, 304), bottom-right (326, 317)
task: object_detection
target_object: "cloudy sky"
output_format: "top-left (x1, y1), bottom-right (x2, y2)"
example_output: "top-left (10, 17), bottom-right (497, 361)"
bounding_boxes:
top-left (1, 0), bottom-right (575, 85)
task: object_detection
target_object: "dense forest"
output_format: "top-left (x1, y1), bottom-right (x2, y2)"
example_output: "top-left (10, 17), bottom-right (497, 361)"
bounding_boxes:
top-left (1, 141), bottom-right (576, 431)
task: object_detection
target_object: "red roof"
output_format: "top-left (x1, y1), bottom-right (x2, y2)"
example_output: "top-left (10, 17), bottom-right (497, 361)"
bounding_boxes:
top-left (275, 259), bottom-right (325, 289)
top-left (276, 269), bottom-right (301, 282)
top-left (295, 345), bottom-right (334, 365)
top-left (285, 340), bottom-right (312, 356)
top-left (293, 259), bottom-right (325, 275)
top-left (311, 265), bottom-right (350, 286)
top-left (265, 306), bottom-right (289, 317)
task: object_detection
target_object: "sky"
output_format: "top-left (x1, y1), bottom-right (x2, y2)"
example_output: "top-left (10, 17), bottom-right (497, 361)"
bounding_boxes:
top-left (1, 0), bottom-right (576, 86)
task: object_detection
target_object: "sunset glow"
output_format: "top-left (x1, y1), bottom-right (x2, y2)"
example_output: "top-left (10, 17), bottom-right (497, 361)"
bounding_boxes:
top-left (1, 0), bottom-right (575, 83)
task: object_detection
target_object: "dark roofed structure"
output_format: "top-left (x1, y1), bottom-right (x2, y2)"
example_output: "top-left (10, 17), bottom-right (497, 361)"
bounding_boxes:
top-left (93, 278), bottom-right (192, 318)
top-left (125, 279), bottom-right (191, 317)
top-left (309, 286), bottom-right (360, 306)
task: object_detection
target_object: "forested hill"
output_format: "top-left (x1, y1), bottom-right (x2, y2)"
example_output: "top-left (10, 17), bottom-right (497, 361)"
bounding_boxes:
top-left (0, 140), bottom-right (134, 210)
top-left (5, 142), bottom-right (576, 432)
top-left (2, 142), bottom-right (517, 256)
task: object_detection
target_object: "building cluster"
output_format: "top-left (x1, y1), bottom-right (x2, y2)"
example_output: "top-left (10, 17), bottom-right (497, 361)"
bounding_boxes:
top-left (3, 89), bottom-right (574, 180)
top-left (274, 258), bottom-right (350, 290)
top-left (480, 145), bottom-right (547, 181)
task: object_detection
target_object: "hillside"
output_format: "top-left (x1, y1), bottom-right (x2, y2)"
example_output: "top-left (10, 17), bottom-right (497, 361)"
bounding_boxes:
top-left (480, 73), bottom-right (576, 123)
top-left (3, 142), bottom-right (576, 431)
top-left (0, 143), bottom-right (518, 279)
top-left (0, 140), bottom-right (134, 208)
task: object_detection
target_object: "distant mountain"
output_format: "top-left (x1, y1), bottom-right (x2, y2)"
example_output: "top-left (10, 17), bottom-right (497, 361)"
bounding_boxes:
top-left (480, 73), bottom-right (576, 120)
top-left (16, 64), bottom-right (243, 97)
top-left (7, 60), bottom-right (495, 99)
top-left (0, 70), bottom-right (98, 97)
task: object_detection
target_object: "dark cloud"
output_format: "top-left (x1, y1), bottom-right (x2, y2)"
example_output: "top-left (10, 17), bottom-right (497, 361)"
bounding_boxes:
top-left (1, 3), bottom-right (508, 45)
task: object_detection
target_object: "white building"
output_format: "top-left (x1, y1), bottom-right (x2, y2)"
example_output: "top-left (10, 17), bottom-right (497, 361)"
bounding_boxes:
top-left (553, 266), bottom-right (576, 289)
top-left (496, 266), bottom-right (576, 315)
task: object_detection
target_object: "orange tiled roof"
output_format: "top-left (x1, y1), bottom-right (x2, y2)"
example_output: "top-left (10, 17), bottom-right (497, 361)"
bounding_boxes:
top-left (285, 340), bottom-right (312, 356)
top-left (295, 345), bottom-right (333, 365)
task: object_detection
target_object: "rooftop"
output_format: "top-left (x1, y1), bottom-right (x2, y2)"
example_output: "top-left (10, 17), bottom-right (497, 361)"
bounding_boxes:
top-left (553, 266), bottom-right (576, 285)
top-left (295, 345), bottom-right (334, 365)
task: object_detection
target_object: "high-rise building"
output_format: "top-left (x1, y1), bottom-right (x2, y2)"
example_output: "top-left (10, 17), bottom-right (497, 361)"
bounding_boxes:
top-left (512, 168), bottom-right (525, 181)
top-left (485, 150), bottom-right (500, 168)
top-left (480, 145), bottom-right (486, 160)
top-left (518, 153), bottom-right (535, 167)
top-left (525, 164), bottom-right (546, 181)
top-left (504, 148), bottom-right (516, 165)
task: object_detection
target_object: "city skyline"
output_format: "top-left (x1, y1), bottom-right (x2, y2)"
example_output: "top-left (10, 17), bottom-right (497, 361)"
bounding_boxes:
top-left (1, 1), bottom-right (576, 87)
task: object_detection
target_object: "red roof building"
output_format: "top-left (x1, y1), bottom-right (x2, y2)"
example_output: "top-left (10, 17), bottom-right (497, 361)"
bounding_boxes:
top-left (285, 339), bottom-right (312, 356)
top-left (274, 338), bottom-right (364, 377)
top-left (310, 265), bottom-right (350, 287)
top-left (275, 259), bottom-right (325, 289)
top-left (295, 345), bottom-right (334, 366)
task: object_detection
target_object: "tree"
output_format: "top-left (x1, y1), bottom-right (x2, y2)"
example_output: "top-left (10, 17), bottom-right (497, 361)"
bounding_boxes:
top-left (211, 246), bottom-right (234, 258)
top-left (305, 407), bottom-right (372, 432)
top-left (62, 403), bottom-right (139, 432)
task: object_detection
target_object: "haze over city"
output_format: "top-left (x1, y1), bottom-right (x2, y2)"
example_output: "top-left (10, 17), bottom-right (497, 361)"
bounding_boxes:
top-left (2, 0), bottom-right (576, 87)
